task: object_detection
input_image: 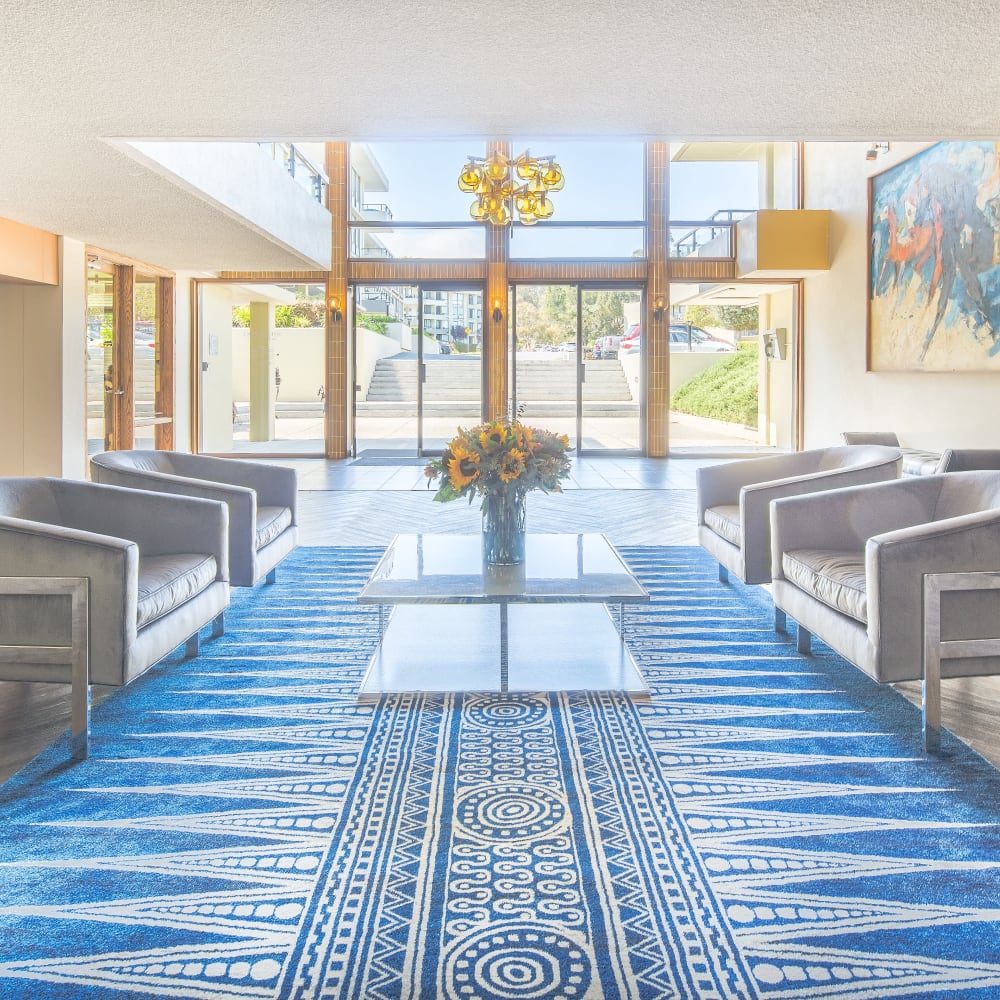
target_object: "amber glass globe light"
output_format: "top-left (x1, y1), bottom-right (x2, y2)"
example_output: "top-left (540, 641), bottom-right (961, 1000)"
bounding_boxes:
top-left (458, 162), bottom-right (484, 193)
top-left (458, 148), bottom-right (564, 226)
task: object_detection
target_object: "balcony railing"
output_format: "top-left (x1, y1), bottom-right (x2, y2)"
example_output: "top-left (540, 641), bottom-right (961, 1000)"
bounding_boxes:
top-left (362, 202), bottom-right (393, 221)
top-left (669, 209), bottom-right (754, 259)
top-left (259, 143), bottom-right (329, 205)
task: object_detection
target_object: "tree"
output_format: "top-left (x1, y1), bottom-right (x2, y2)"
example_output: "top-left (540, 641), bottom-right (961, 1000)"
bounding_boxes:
top-left (681, 304), bottom-right (759, 333)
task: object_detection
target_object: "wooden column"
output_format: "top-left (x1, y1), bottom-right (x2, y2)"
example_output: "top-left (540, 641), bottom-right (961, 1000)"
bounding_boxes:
top-left (484, 141), bottom-right (511, 421)
top-left (326, 142), bottom-right (349, 458)
top-left (646, 143), bottom-right (670, 457)
top-left (155, 276), bottom-right (174, 450)
top-left (112, 263), bottom-right (135, 450)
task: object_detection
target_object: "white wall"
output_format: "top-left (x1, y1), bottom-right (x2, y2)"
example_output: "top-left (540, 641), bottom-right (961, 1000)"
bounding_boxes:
top-left (802, 141), bottom-right (1000, 451)
top-left (199, 284), bottom-right (237, 452)
top-left (759, 288), bottom-right (795, 448)
top-left (173, 273), bottom-right (197, 452)
top-left (126, 141), bottom-right (332, 269)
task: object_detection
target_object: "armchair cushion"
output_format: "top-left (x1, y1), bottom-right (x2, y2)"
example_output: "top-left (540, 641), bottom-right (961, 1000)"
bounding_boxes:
top-left (137, 553), bottom-right (220, 629)
top-left (703, 505), bottom-right (741, 546)
top-left (90, 450), bottom-right (298, 587)
top-left (257, 505), bottom-right (293, 550)
top-left (781, 549), bottom-right (868, 624)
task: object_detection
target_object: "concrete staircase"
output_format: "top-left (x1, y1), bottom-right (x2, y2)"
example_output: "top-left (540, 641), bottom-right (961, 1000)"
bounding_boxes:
top-left (360, 357), bottom-right (637, 417)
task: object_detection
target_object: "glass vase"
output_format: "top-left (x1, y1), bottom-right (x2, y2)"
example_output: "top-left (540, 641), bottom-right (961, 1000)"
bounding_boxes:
top-left (482, 490), bottom-right (526, 565)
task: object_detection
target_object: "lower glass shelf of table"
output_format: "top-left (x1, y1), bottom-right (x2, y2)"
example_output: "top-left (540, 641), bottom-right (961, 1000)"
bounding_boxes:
top-left (356, 533), bottom-right (650, 698)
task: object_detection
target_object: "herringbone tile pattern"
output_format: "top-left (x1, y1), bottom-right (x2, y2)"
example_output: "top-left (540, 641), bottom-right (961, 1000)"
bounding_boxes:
top-left (297, 489), bottom-right (696, 547)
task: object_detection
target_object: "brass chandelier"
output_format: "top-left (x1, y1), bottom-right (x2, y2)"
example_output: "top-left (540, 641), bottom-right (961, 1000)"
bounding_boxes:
top-left (458, 149), bottom-right (565, 226)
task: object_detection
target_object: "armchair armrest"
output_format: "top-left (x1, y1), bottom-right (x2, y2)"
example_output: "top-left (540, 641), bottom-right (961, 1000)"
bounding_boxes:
top-left (869, 508), bottom-right (1000, 680)
top-left (51, 480), bottom-right (229, 579)
top-left (770, 477), bottom-right (941, 581)
top-left (739, 458), bottom-right (903, 585)
top-left (696, 452), bottom-right (819, 521)
top-left (171, 455), bottom-right (298, 521)
top-left (0, 516), bottom-right (137, 673)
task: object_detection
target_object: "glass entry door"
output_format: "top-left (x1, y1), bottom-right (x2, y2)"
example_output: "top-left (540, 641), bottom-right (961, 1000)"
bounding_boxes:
top-left (510, 285), bottom-right (579, 449)
top-left (580, 287), bottom-right (643, 451)
top-left (352, 284), bottom-right (483, 457)
top-left (511, 284), bottom-right (643, 453)
top-left (86, 257), bottom-right (175, 455)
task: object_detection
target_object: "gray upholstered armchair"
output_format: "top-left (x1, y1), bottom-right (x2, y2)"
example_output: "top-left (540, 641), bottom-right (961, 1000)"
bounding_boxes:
top-left (936, 448), bottom-right (1000, 473)
top-left (0, 477), bottom-right (230, 758)
top-left (696, 446), bottom-right (902, 585)
top-left (770, 472), bottom-right (1000, 748)
top-left (91, 451), bottom-right (298, 587)
top-left (841, 431), bottom-right (941, 476)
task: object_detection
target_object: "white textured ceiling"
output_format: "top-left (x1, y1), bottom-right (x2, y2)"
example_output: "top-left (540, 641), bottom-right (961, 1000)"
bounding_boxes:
top-left (3, 0), bottom-right (998, 271)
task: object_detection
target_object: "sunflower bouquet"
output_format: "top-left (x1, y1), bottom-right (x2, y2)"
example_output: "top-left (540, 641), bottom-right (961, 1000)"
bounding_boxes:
top-left (424, 417), bottom-right (571, 503)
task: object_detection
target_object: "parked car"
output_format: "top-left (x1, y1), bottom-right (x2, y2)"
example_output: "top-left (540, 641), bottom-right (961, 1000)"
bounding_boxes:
top-left (620, 325), bottom-right (641, 355)
top-left (437, 340), bottom-right (453, 354)
top-left (597, 335), bottom-right (621, 359)
top-left (620, 324), bottom-right (737, 356)
top-left (670, 323), bottom-right (736, 353)
top-left (559, 341), bottom-right (577, 353)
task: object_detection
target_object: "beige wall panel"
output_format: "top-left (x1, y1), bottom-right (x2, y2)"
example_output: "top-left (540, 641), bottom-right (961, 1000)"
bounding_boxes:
top-left (0, 217), bottom-right (58, 285)
top-left (0, 284), bottom-right (26, 473)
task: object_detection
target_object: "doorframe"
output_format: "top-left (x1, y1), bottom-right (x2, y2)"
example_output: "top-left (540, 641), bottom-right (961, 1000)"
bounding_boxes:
top-left (349, 280), bottom-right (486, 458)
top-left (509, 280), bottom-right (646, 455)
top-left (86, 248), bottom-right (175, 454)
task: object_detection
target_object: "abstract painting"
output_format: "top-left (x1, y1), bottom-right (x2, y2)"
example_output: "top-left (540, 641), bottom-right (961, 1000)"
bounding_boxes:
top-left (868, 141), bottom-right (1000, 371)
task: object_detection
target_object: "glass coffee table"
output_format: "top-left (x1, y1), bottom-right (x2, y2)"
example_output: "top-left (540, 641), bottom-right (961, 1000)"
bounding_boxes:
top-left (357, 533), bottom-right (650, 697)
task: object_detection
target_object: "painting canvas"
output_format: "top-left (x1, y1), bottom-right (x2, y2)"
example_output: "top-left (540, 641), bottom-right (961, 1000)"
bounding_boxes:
top-left (868, 141), bottom-right (1000, 371)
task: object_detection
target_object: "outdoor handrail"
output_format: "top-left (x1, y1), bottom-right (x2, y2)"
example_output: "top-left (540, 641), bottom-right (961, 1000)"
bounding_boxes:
top-left (259, 143), bottom-right (329, 205)
top-left (668, 209), bottom-right (753, 258)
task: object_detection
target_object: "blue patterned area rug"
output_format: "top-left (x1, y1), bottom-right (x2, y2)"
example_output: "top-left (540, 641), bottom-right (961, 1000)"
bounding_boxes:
top-left (1, 546), bottom-right (999, 999)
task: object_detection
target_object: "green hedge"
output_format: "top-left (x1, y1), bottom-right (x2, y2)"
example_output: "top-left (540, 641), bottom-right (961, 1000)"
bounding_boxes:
top-left (670, 345), bottom-right (758, 427)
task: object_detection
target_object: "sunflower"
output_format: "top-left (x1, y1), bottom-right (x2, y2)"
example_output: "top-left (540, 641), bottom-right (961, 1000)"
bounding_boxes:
top-left (513, 422), bottom-right (534, 450)
top-left (446, 441), bottom-right (481, 490)
top-left (498, 448), bottom-right (526, 483)
top-left (479, 423), bottom-right (508, 453)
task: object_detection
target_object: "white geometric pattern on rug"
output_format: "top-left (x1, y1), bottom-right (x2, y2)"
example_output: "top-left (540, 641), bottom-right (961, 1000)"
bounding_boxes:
top-left (0, 546), bottom-right (996, 999)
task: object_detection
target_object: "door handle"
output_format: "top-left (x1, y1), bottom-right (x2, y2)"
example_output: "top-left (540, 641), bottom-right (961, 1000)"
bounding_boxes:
top-left (420, 363), bottom-right (427, 383)
top-left (578, 364), bottom-right (586, 383)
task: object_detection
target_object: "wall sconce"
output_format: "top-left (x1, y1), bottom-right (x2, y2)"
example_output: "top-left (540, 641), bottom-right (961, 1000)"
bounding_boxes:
top-left (492, 298), bottom-right (504, 323)
top-left (652, 297), bottom-right (666, 322)
top-left (865, 141), bottom-right (890, 161)
top-left (328, 295), bottom-right (343, 323)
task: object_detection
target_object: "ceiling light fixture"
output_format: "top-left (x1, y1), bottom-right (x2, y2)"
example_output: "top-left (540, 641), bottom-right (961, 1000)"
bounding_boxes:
top-left (458, 150), bottom-right (565, 226)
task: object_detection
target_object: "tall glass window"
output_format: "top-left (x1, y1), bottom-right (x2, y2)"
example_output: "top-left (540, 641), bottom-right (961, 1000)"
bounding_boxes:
top-left (349, 142), bottom-right (487, 259)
